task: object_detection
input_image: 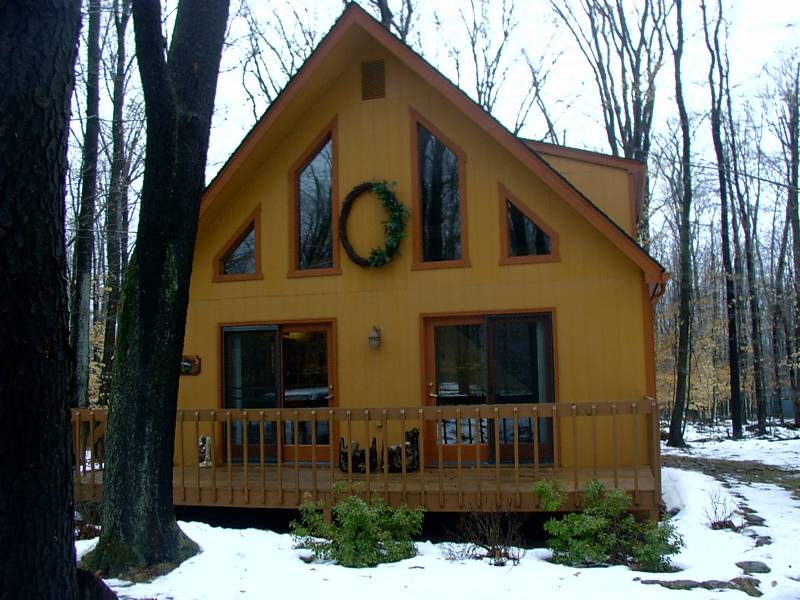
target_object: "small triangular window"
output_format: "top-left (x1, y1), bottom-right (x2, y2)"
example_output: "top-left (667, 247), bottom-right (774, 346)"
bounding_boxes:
top-left (506, 200), bottom-right (551, 257)
top-left (222, 224), bottom-right (256, 275)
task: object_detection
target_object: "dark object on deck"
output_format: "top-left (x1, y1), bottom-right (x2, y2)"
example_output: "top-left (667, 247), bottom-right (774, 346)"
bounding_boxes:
top-left (386, 427), bottom-right (420, 472)
top-left (339, 437), bottom-right (378, 473)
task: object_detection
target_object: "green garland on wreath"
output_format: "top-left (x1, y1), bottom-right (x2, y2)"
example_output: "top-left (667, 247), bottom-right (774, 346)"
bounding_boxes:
top-left (339, 180), bottom-right (410, 268)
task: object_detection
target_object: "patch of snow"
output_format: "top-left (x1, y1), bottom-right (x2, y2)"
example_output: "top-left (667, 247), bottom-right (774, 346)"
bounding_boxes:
top-left (75, 465), bottom-right (800, 599)
top-left (662, 421), bottom-right (800, 470)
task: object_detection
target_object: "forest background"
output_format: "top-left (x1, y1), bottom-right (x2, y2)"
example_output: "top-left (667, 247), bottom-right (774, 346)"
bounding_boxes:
top-left (66, 0), bottom-right (800, 445)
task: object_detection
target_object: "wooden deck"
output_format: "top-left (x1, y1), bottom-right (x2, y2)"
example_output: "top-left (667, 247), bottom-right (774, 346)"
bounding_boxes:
top-left (72, 399), bottom-right (661, 515)
top-left (75, 463), bottom-right (656, 513)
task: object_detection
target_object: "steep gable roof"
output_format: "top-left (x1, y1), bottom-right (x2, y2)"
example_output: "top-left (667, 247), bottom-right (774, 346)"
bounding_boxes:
top-left (202, 3), bottom-right (668, 285)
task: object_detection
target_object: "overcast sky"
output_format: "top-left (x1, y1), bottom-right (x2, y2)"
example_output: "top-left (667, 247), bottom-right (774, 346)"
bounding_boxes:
top-left (206, 0), bottom-right (800, 181)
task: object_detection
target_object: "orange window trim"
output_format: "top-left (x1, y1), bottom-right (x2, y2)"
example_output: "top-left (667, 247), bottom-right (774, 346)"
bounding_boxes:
top-left (287, 116), bottom-right (341, 278)
top-left (497, 183), bottom-right (561, 266)
top-left (420, 307), bottom-right (559, 406)
top-left (409, 107), bottom-right (471, 270)
top-left (212, 204), bottom-right (263, 283)
top-left (216, 319), bottom-right (339, 412)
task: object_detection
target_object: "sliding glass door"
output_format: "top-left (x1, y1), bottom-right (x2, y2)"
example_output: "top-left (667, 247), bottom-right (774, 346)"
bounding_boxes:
top-left (425, 313), bottom-right (554, 464)
top-left (222, 323), bottom-right (333, 462)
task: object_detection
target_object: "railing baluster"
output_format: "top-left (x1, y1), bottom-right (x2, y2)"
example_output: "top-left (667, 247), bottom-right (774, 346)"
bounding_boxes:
top-left (493, 407), bottom-right (500, 509)
top-left (400, 409), bottom-right (407, 503)
top-left (381, 409), bottom-right (389, 503)
top-left (632, 402), bottom-right (639, 505)
top-left (513, 407), bottom-right (520, 508)
top-left (346, 410), bottom-right (353, 491)
top-left (210, 410), bottom-right (217, 503)
top-left (456, 408), bottom-right (463, 508)
top-left (89, 409), bottom-right (97, 501)
top-left (259, 411), bottom-right (265, 505)
top-left (293, 410), bottom-right (300, 505)
top-left (612, 403), bottom-right (619, 490)
top-left (417, 409), bottom-right (425, 506)
top-left (243, 411), bottom-right (249, 505)
top-left (311, 410), bottom-right (318, 502)
top-left (571, 404), bottom-right (578, 493)
top-left (591, 404), bottom-right (598, 478)
top-left (194, 412), bottom-right (200, 502)
top-left (552, 403), bottom-right (559, 469)
top-left (532, 406), bottom-right (539, 488)
top-left (328, 410), bottom-right (335, 503)
top-left (179, 411), bottom-right (186, 502)
top-left (226, 412), bottom-right (233, 504)
top-left (474, 407), bottom-right (481, 509)
top-left (276, 410), bottom-right (283, 505)
top-left (436, 409), bottom-right (444, 508)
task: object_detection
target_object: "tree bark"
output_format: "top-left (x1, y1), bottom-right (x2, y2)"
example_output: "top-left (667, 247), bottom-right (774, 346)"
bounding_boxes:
top-left (100, 0), bottom-right (133, 405)
top-left (667, 0), bottom-right (692, 448)
top-left (0, 1), bottom-right (81, 597)
top-left (87, 0), bottom-right (230, 576)
top-left (728, 114), bottom-right (768, 435)
top-left (784, 63), bottom-right (800, 427)
top-left (70, 0), bottom-right (102, 408)
top-left (702, 0), bottom-right (743, 438)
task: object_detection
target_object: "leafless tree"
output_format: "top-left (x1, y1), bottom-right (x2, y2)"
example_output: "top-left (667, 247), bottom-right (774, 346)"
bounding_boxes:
top-left (70, 0), bottom-right (103, 408)
top-left (702, 0), bottom-right (744, 437)
top-left (550, 0), bottom-right (668, 246)
top-left (665, 0), bottom-right (695, 447)
top-left (238, 0), bottom-right (322, 122)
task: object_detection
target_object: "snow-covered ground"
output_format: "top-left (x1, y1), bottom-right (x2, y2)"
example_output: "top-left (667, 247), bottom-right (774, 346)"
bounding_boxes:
top-left (76, 457), bottom-right (800, 600)
top-left (661, 421), bottom-right (800, 470)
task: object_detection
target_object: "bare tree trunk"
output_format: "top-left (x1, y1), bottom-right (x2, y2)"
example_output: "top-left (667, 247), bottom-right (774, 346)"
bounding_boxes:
top-left (100, 0), bottom-right (133, 405)
top-left (702, 0), bottom-right (743, 438)
top-left (784, 63), bottom-right (800, 427)
top-left (86, 0), bottom-right (230, 577)
top-left (70, 0), bottom-right (102, 408)
top-left (0, 1), bottom-right (81, 596)
top-left (728, 113), bottom-right (768, 434)
top-left (667, 0), bottom-right (692, 447)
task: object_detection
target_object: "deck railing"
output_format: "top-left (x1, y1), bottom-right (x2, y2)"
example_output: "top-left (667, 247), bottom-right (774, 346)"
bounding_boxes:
top-left (71, 399), bottom-right (660, 514)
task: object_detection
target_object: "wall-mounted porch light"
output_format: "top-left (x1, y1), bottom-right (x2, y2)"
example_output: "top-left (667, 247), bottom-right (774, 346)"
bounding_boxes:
top-left (368, 326), bottom-right (381, 349)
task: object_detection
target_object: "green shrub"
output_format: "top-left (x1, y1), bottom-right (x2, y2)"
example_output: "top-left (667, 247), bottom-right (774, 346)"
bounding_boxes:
top-left (532, 479), bottom-right (567, 512)
top-left (540, 478), bottom-right (683, 572)
top-left (291, 489), bottom-right (424, 568)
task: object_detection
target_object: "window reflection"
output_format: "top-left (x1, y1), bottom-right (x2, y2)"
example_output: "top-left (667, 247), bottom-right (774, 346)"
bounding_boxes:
top-left (507, 200), bottom-right (551, 257)
top-left (298, 138), bottom-right (333, 270)
top-left (418, 124), bottom-right (461, 262)
top-left (222, 225), bottom-right (256, 275)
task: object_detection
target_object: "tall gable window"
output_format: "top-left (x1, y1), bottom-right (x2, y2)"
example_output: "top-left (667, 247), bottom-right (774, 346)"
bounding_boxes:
top-left (411, 110), bottom-right (469, 269)
top-left (499, 184), bottom-right (559, 265)
top-left (213, 206), bottom-right (262, 282)
top-left (290, 119), bottom-right (339, 276)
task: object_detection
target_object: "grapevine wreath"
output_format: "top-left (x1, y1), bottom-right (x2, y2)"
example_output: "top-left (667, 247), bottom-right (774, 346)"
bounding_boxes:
top-left (339, 180), bottom-right (410, 267)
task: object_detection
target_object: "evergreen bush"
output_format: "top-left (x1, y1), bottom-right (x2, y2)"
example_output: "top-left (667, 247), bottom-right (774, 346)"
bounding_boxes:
top-left (291, 487), bottom-right (424, 568)
top-left (537, 478), bottom-right (683, 572)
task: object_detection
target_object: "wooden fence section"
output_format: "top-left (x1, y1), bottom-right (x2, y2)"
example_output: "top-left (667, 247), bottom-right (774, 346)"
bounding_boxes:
top-left (72, 399), bottom-right (660, 515)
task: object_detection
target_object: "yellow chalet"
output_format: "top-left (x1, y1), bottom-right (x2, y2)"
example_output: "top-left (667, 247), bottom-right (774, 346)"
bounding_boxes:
top-left (73, 4), bottom-right (672, 516)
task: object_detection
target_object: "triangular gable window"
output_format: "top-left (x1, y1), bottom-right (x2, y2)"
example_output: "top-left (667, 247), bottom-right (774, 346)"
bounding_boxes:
top-left (499, 185), bottom-right (559, 265)
top-left (223, 225), bottom-right (255, 274)
top-left (213, 206), bottom-right (262, 282)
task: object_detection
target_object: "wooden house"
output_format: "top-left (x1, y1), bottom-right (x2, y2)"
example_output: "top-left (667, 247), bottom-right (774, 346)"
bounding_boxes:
top-left (73, 4), bottom-right (669, 517)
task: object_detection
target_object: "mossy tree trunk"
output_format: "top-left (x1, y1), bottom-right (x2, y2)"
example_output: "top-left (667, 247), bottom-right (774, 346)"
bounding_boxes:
top-left (0, 1), bottom-right (81, 597)
top-left (87, 0), bottom-right (229, 576)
